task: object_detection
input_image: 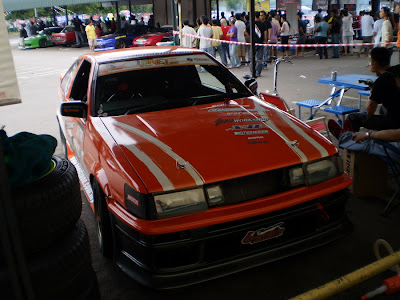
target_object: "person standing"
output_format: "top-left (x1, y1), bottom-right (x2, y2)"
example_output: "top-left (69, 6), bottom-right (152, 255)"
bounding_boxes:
top-left (380, 7), bottom-right (394, 60)
top-left (280, 15), bottom-right (290, 58)
top-left (358, 11), bottom-right (374, 57)
top-left (181, 20), bottom-right (197, 48)
top-left (197, 16), bottom-right (213, 55)
top-left (99, 19), bottom-right (108, 35)
top-left (73, 16), bottom-right (85, 48)
top-left (260, 11), bottom-right (270, 68)
top-left (235, 13), bottom-right (246, 64)
top-left (268, 16), bottom-right (279, 57)
top-left (294, 12), bottom-right (306, 57)
top-left (220, 18), bottom-right (231, 64)
top-left (85, 20), bottom-right (97, 51)
top-left (245, 12), bottom-right (266, 77)
top-left (227, 18), bottom-right (240, 68)
top-left (211, 19), bottom-right (227, 66)
top-left (341, 10), bottom-right (354, 55)
top-left (19, 24), bottom-right (28, 49)
top-left (315, 16), bottom-right (329, 59)
top-left (372, 12), bottom-right (384, 48)
top-left (329, 9), bottom-right (341, 58)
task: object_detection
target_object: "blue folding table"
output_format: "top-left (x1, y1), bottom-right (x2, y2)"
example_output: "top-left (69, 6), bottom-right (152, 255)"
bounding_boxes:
top-left (297, 74), bottom-right (377, 125)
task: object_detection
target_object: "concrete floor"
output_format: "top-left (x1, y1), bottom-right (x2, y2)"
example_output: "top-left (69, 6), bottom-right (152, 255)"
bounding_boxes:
top-left (2, 35), bottom-right (400, 299)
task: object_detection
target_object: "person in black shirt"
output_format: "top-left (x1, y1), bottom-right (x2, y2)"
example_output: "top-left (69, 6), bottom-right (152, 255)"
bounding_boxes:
top-left (260, 11), bottom-right (271, 69)
top-left (245, 11), bottom-right (267, 77)
top-left (73, 16), bottom-right (85, 47)
top-left (329, 9), bottom-right (341, 58)
top-left (19, 24), bottom-right (28, 49)
top-left (294, 12), bottom-right (307, 57)
top-left (347, 47), bottom-right (400, 131)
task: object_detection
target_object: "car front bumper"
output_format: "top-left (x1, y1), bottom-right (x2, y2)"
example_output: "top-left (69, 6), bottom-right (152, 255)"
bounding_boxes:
top-left (111, 188), bottom-right (352, 290)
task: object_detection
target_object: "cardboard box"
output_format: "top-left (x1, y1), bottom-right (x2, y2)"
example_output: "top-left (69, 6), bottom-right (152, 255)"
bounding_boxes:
top-left (343, 149), bottom-right (388, 197)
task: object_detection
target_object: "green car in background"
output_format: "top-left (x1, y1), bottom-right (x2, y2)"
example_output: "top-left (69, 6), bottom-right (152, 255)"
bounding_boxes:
top-left (20, 27), bottom-right (63, 49)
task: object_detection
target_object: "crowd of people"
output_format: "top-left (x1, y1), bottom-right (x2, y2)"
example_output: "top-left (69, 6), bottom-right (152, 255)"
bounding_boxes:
top-left (181, 7), bottom-right (400, 77)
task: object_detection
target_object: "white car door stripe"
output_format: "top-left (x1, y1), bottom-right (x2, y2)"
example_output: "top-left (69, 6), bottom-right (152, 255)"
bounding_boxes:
top-left (123, 143), bottom-right (175, 191)
top-left (114, 121), bottom-right (205, 186)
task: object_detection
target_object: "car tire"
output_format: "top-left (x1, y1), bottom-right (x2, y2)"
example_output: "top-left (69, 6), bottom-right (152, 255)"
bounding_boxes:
top-left (6, 155), bottom-right (82, 257)
top-left (93, 179), bottom-right (114, 258)
top-left (115, 39), bottom-right (126, 49)
top-left (39, 39), bottom-right (47, 48)
top-left (0, 220), bottom-right (100, 300)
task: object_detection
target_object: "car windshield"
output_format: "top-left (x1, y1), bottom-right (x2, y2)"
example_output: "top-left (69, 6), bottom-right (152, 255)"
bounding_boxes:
top-left (94, 54), bottom-right (252, 116)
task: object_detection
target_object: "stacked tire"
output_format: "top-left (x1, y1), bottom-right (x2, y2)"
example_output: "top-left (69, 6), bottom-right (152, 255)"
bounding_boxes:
top-left (0, 156), bottom-right (100, 300)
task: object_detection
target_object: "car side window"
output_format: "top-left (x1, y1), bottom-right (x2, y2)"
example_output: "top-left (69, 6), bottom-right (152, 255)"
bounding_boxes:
top-left (61, 59), bottom-right (81, 94)
top-left (70, 60), bottom-right (92, 102)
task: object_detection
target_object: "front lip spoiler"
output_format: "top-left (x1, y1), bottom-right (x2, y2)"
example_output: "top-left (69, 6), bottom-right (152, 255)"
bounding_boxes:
top-left (115, 217), bottom-right (352, 290)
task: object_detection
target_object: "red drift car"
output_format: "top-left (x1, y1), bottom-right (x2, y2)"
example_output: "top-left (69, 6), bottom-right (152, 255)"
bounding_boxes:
top-left (51, 26), bottom-right (76, 46)
top-left (57, 46), bottom-right (352, 290)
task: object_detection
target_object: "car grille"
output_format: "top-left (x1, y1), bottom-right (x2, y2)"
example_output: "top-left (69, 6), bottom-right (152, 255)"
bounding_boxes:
top-left (206, 168), bottom-right (290, 207)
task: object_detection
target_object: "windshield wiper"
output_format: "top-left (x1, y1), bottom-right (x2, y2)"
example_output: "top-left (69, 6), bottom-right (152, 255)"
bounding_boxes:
top-left (191, 92), bottom-right (250, 106)
top-left (124, 101), bottom-right (169, 115)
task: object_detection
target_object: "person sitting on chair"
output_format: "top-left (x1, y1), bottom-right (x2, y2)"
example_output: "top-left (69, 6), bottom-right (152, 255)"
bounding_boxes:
top-left (329, 47), bottom-right (400, 139)
top-left (347, 47), bottom-right (400, 132)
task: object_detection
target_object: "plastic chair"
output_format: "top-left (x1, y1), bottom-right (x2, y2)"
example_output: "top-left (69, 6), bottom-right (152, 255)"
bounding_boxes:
top-left (259, 92), bottom-right (331, 140)
top-left (372, 139), bottom-right (400, 216)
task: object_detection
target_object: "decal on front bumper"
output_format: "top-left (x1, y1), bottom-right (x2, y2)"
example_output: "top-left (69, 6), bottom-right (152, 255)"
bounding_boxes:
top-left (241, 222), bottom-right (285, 245)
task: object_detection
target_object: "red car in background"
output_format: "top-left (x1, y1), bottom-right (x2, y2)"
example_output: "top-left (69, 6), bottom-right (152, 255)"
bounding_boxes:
top-left (132, 32), bottom-right (172, 47)
top-left (51, 26), bottom-right (76, 46)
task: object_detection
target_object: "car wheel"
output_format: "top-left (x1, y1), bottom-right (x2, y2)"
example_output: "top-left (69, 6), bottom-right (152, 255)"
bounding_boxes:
top-left (0, 220), bottom-right (100, 300)
top-left (115, 39), bottom-right (126, 49)
top-left (93, 179), bottom-right (114, 258)
top-left (39, 39), bottom-right (47, 48)
top-left (3, 155), bottom-right (82, 258)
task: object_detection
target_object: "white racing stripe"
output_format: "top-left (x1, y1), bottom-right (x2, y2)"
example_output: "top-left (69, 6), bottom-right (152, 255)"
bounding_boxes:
top-left (279, 113), bottom-right (329, 158)
top-left (114, 121), bottom-right (205, 186)
top-left (250, 100), bottom-right (308, 162)
top-left (123, 143), bottom-right (175, 191)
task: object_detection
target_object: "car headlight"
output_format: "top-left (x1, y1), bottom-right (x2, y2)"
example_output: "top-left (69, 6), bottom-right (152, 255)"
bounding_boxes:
top-left (289, 155), bottom-right (343, 187)
top-left (154, 188), bottom-right (207, 219)
top-left (206, 185), bottom-right (224, 206)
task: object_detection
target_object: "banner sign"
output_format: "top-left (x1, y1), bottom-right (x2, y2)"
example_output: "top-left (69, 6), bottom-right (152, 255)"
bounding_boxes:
top-left (0, 0), bottom-right (21, 106)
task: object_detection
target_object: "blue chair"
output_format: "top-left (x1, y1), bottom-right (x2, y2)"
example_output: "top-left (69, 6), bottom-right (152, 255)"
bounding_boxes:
top-left (323, 106), bottom-right (359, 126)
top-left (357, 90), bottom-right (370, 111)
top-left (296, 99), bottom-right (324, 119)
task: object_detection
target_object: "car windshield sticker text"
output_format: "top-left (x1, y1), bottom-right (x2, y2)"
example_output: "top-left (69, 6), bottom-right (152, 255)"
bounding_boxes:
top-left (241, 222), bottom-right (285, 245)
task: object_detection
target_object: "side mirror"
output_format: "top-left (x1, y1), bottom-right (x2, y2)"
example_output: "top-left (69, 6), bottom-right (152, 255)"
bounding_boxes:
top-left (244, 78), bottom-right (258, 95)
top-left (60, 101), bottom-right (87, 118)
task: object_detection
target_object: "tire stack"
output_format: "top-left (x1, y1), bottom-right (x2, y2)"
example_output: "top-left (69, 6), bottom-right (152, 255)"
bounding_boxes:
top-left (0, 156), bottom-right (100, 300)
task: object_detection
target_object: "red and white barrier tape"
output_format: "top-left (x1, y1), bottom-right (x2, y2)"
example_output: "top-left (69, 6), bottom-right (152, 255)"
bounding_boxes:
top-left (173, 30), bottom-right (397, 48)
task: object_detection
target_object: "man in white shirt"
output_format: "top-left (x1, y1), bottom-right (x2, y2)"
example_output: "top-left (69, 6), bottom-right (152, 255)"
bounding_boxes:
top-left (372, 12), bottom-right (383, 47)
top-left (358, 11), bottom-right (374, 57)
top-left (197, 16), bottom-right (212, 55)
top-left (235, 13), bottom-right (246, 63)
top-left (181, 20), bottom-right (197, 48)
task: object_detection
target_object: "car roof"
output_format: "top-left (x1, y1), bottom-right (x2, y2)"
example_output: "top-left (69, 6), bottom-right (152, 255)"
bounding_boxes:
top-left (86, 46), bottom-right (205, 64)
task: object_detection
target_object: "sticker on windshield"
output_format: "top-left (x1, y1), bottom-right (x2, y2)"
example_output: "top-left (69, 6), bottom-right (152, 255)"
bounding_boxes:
top-left (98, 54), bottom-right (217, 76)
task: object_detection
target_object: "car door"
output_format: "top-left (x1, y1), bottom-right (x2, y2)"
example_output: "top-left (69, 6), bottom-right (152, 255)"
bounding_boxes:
top-left (61, 59), bottom-right (92, 170)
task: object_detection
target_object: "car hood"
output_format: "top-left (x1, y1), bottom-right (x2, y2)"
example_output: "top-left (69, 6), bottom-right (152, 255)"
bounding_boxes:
top-left (100, 97), bottom-right (337, 193)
